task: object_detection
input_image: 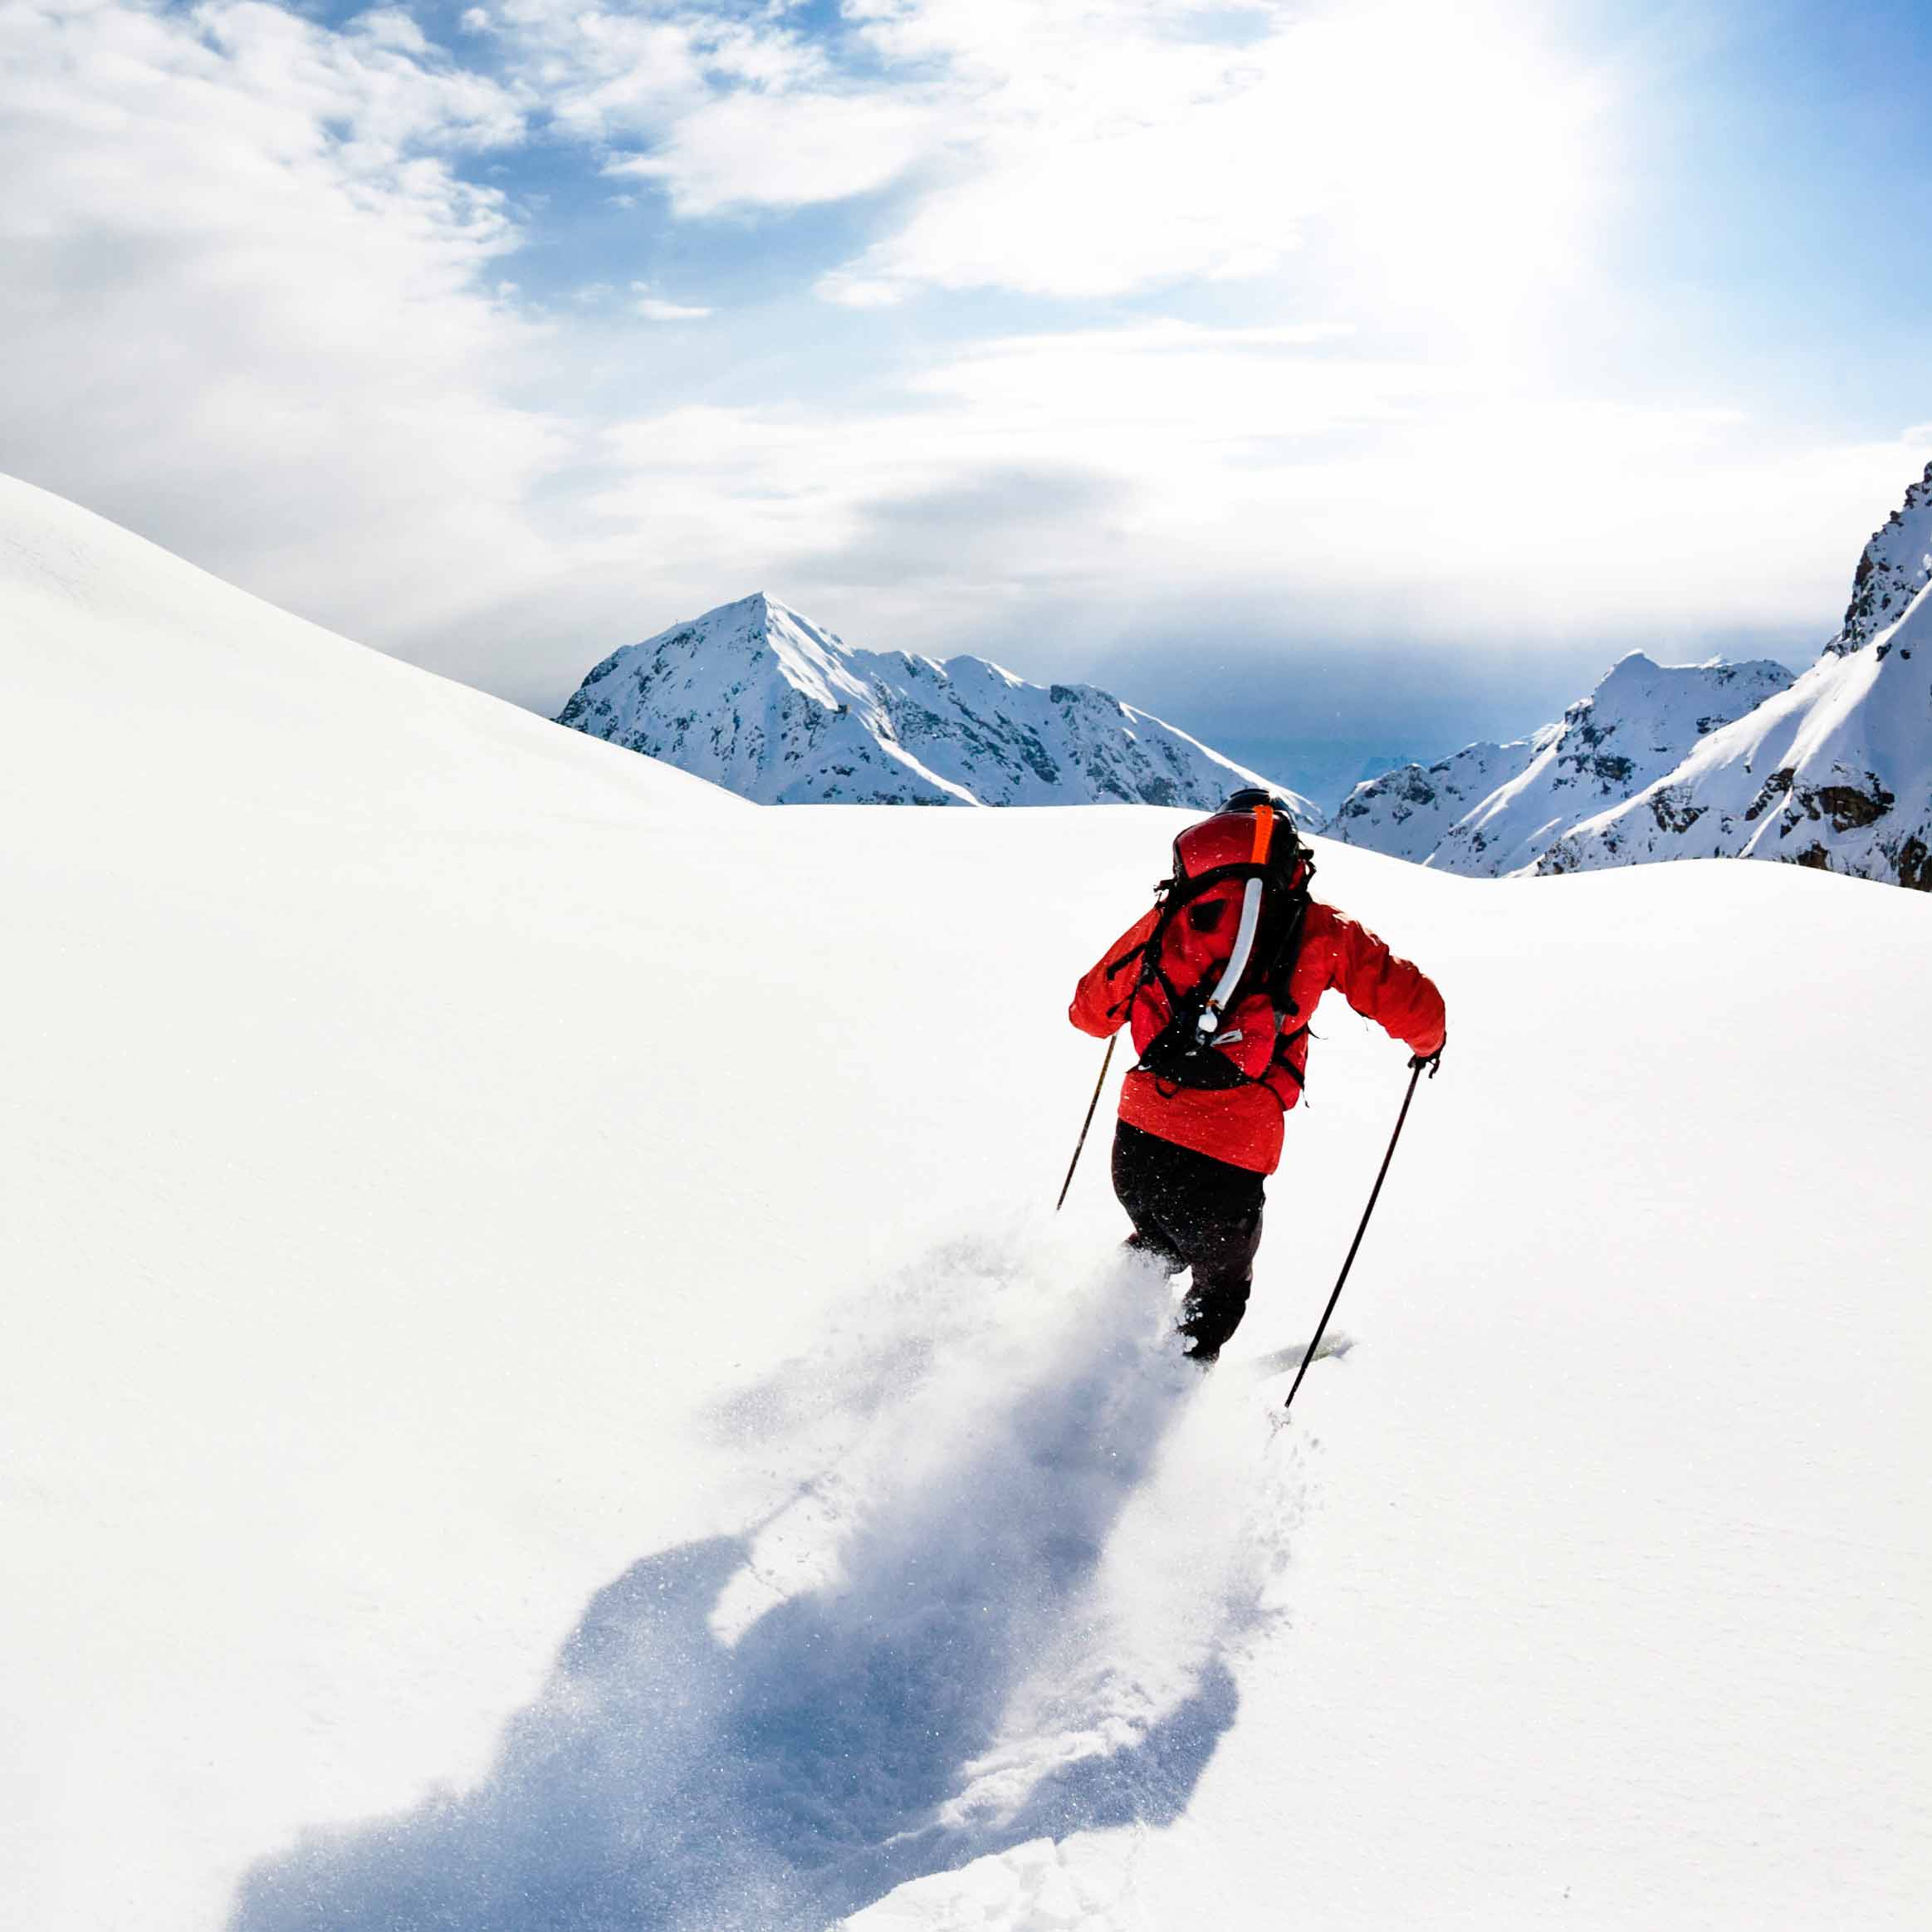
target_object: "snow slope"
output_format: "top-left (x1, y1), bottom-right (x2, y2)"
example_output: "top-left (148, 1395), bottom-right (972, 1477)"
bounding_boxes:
top-left (4, 478), bottom-right (1930, 1932)
top-left (555, 591), bottom-right (1321, 821)
top-left (1333, 653), bottom-right (1793, 874)
top-left (1545, 580), bottom-right (1932, 886)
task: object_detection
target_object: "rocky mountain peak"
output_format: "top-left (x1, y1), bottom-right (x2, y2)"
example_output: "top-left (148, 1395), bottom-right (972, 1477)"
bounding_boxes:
top-left (1333, 653), bottom-right (1793, 876)
top-left (1545, 578), bottom-right (1932, 888)
top-left (555, 594), bottom-right (1319, 819)
top-left (1827, 460), bottom-right (1932, 658)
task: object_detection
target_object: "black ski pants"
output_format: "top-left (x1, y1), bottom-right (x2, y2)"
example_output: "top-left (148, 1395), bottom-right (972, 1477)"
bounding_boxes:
top-left (1111, 1120), bottom-right (1265, 1362)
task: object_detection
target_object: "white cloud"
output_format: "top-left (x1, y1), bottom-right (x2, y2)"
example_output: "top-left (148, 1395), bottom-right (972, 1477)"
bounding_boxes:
top-left (0, 0), bottom-right (565, 643)
top-left (817, 2), bottom-right (1317, 302)
top-left (459, 1), bottom-right (834, 146)
top-left (631, 286), bottom-right (713, 320)
top-left (559, 325), bottom-right (1932, 687)
top-left (811, 0), bottom-right (1615, 314)
top-left (463, 1), bottom-right (1314, 293)
top-left (457, 1), bottom-right (941, 218)
top-left (453, 1), bottom-right (1612, 321)
top-left (606, 88), bottom-right (941, 217)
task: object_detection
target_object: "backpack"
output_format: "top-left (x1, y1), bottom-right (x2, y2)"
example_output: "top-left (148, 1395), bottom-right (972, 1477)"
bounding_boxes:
top-left (1106, 789), bottom-right (1316, 1094)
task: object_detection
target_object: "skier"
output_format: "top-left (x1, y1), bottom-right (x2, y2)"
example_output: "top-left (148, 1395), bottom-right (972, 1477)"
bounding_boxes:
top-left (1069, 788), bottom-right (1445, 1363)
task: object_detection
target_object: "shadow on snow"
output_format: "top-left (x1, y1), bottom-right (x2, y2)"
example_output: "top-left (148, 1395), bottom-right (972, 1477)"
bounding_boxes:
top-left (229, 1240), bottom-right (1277, 1932)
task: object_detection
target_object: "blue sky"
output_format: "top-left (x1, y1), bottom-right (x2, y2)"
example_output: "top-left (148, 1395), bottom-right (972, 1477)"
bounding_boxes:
top-left (2, 0), bottom-right (1927, 802)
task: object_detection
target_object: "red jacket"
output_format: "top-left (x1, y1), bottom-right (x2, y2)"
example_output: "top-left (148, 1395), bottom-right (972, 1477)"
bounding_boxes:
top-left (1069, 898), bottom-right (1445, 1175)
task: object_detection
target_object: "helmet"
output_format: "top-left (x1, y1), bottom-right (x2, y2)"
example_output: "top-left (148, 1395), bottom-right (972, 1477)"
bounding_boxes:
top-left (1175, 789), bottom-right (1308, 888)
top-left (1219, 785), bottom-right (1284, 814)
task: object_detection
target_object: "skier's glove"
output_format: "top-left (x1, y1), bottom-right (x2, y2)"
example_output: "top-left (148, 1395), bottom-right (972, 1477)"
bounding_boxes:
top-left (1409, 1042), bottom-right (1445, 1078)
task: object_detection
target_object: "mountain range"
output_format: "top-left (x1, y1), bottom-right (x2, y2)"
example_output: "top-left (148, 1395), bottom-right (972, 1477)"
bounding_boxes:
top-left (1331, 654), bottom-right (1796, 875)
top-left (1336, 462), bottom-right (1932, 890)
top-left (554, 591), bottom-right (1320, 823)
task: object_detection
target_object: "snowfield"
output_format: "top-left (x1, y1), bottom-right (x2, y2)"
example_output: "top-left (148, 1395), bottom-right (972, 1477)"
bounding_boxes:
top-left (3, 475), bottom-right (1929, 1931)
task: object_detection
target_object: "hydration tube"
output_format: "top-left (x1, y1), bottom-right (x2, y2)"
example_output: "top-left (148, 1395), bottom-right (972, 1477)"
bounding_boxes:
top-left (1196, 803), bottom-right (1274, 1038)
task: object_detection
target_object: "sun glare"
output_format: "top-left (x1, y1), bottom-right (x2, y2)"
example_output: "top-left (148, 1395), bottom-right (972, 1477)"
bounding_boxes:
top-left (1290, 2), bottom-right (1610, 342)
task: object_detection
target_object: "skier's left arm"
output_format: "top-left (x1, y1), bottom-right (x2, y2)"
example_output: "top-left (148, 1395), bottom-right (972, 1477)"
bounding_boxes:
top-left (1327, 912), bottom-right (1447, 1059)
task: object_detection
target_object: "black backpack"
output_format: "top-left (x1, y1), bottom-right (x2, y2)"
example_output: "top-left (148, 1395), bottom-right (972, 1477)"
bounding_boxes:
top-left (1108, 789), bottom-right (1315, 1093)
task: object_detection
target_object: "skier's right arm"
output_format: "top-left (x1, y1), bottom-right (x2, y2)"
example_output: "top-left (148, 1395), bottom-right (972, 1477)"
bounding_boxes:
top-left (1069, 908), bottom-right (1160, 1038)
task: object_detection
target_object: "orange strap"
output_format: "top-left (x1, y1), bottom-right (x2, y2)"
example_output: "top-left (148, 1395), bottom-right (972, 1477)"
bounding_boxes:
top-left (1248, 801), bottom-right (1274, 866)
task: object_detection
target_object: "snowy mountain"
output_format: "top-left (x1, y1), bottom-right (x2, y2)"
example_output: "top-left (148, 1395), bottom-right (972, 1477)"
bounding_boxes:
top-left (1543, 580), bottom-right (1932, 887)
top-left (1827, 457), bottom-right (1932, 655)
top-left (1339, 465), bottom-right (1932, 892)
top-left (1537, 467), bottom-right (1932, 889)
top-left (555, 591), bottom-right (1322, 821)
top-left (1326, 735), bottom-right (1548, 867)
top-left (7, 475), bottom-right (1931, 1932)
top-left (1332, 653), bottom-right (1794, 874)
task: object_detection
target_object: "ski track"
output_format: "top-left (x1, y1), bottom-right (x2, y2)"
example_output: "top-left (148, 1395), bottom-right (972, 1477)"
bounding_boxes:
top-left (227, 1227), bottom-right (1311, 1931)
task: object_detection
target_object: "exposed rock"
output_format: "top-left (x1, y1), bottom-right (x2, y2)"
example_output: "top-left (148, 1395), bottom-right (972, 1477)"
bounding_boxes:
top-left (1744, 767), bottom-right (1795, 823)
top-left (1810, 779), bottom-right (1895, 832)
top-left (1649, 785), bottom-right (1705, 835)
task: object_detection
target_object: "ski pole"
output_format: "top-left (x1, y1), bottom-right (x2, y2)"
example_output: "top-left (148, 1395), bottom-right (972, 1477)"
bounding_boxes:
top-left (1283, 1051), bottom-right (1437, 1415)
top-left (1054, 1034), bottom-right (1117, 1211)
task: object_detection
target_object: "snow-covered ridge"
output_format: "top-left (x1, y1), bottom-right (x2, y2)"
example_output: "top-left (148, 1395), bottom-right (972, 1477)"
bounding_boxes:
top-left (1332, 653), bottom-right (1793, 876)
top-left (1335, 463), bottom-right (1932, 891)
top-left (0, 472), bottom-right (731, 832)
top-left (1326, 732), bottom-right (1554, 868)
top-left (1545, 580), bottom-right (1932, 888)
top-left (1827, 458), bottom-right (1932, 657)
top-left (555, 591), bottom-right (1322, 823)
top-left (1537, 464), bottom-right (1932, 888)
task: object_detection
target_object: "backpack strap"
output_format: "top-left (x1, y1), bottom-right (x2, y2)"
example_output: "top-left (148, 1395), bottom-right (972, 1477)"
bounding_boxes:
top-left (1109, 809), bottom-right (1317, 1075)
top-left (1270, 1020), bottom-right (1310, 1089)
